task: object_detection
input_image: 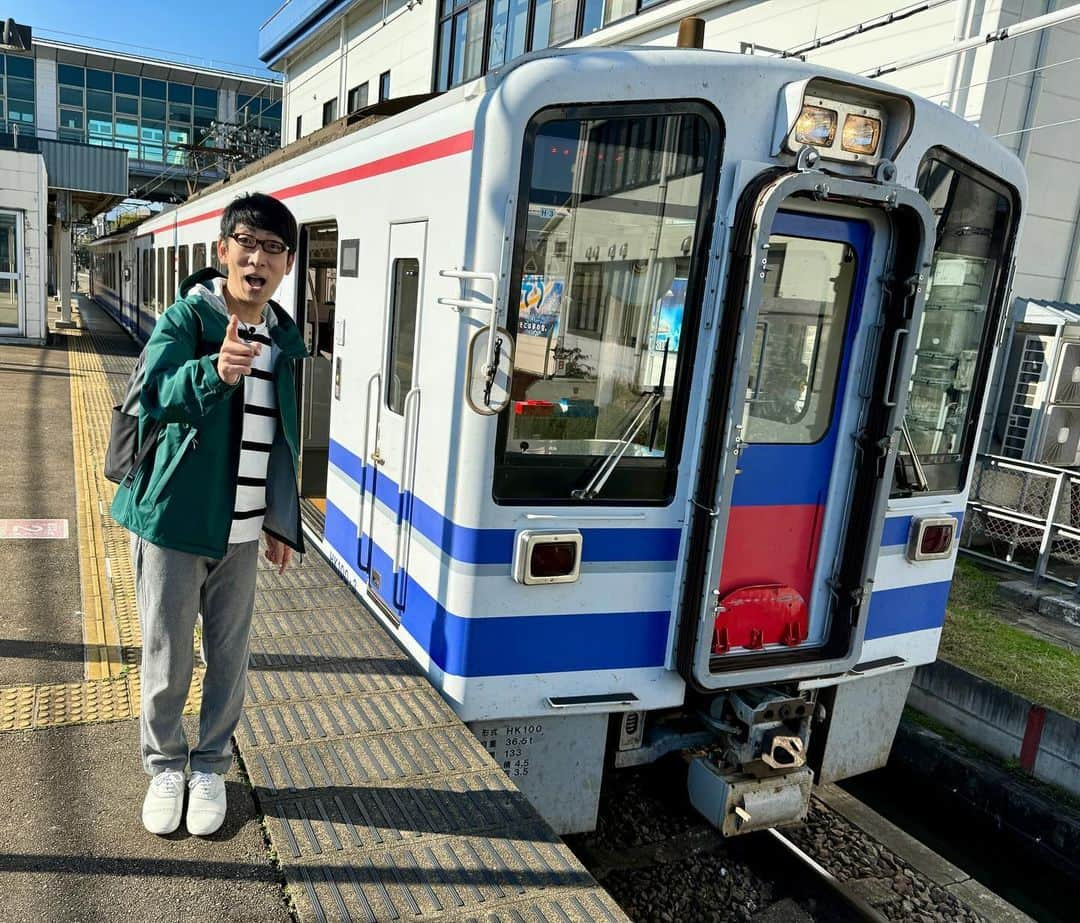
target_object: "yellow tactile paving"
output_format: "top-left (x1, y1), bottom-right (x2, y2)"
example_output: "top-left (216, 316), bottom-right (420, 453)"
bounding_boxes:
top-left (0, 304), bottom-right (204, 731)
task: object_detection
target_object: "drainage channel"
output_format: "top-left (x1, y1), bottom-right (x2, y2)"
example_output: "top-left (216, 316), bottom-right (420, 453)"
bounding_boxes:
top-left (840, 763), bottom-right (1078, 922)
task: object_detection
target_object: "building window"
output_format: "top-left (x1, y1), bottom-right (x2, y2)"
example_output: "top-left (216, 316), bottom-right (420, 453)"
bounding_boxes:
top-left (379, 70), bottom-right (391, 103)
top-left (295, 114), bottom-right (302, 140)
top-left (347, 82), bottom-right (368, 113)
top-left (322, 97), bottom-right (338, 127)
top-left (1, 53), bottom-right (36, 136)
top-left (436, 0), bottom-right (647, 92)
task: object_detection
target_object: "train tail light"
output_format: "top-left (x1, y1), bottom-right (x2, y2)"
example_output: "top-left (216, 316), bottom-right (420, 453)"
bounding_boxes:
top-left (907, 517), bottom-right (956, 562)
top-left (513, 531), bottom-right (582, 584)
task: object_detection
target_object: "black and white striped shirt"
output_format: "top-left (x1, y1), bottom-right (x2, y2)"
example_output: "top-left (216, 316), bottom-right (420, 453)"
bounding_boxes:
top-left (229, 320), bottom-right (277, 544)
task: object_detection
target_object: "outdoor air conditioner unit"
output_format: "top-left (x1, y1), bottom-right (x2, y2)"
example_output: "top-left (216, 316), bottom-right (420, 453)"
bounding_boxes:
top-left (1052, 342), bottom-right (1080, 405)
top-left (1038, 406), bottom-right (1080, 466)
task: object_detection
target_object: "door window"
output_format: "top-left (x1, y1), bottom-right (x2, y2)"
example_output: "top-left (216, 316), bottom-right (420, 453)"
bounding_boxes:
top-left (0, 211), bottom-right (20, 330)
top-left (386, 258), bottom-right (420, 415)
top-left (744, 234), bottom-right (858, 444)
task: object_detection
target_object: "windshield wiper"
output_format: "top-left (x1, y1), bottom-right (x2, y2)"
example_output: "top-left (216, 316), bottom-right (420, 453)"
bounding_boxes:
top-left (572, 391), bottom-right (663, 500)
top-left (898, 418), bottom-right (930, 491)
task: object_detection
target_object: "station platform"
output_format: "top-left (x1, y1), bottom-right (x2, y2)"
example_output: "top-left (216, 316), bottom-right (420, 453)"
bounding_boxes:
top-left (0, 294), bottom-right (627, 923)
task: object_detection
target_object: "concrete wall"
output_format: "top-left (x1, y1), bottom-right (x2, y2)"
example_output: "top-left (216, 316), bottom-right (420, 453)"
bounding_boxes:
top-left (909, 658), bottom-right (1080, 798)
top-left (0, 151), bottom-right (49, 343)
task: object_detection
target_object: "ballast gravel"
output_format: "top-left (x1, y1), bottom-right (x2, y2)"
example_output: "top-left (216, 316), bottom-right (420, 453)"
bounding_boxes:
top-left (568, 764), bottom-right (987, 923)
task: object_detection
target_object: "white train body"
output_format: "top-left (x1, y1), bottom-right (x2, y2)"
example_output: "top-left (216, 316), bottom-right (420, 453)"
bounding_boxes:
top-left (90, 47), bottom-right (1025, 834)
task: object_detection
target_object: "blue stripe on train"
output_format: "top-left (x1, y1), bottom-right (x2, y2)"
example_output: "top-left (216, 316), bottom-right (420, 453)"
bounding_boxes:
top-left (864, 580), bottom-right (951, 640)
top-left (328, 438), bottom-right (682, 565)
top-left (325, 500), bottom-right (671, 676)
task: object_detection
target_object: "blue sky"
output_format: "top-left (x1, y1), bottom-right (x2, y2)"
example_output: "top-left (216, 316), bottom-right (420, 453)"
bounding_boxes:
top-left (13, 1), bottom-right (281, 78)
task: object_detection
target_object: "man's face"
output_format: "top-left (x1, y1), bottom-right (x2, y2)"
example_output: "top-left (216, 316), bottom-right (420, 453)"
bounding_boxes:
top-left (217, 223), bottom-right (295, 309)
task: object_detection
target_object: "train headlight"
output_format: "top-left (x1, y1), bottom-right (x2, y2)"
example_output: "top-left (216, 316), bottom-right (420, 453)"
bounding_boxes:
top-left (907, 516), bottom-right (956, 562)
top-left (841, 114), bottom-right (882, 155)
top-left (513, 530), bottom-right (582, 584)
top-left (794, 105), bottom-right (838, 147)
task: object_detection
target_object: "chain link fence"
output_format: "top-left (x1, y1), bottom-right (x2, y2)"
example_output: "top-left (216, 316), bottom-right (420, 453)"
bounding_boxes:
top-left (963, 454), bottom-right (1080, 588)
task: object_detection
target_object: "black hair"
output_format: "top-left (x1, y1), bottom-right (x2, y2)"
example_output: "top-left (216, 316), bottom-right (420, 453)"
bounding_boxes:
top-left (220, 192), bottom-right (298, 252)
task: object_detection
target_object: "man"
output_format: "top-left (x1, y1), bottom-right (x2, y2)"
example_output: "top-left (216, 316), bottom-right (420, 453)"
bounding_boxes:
top-left (111, 192), bottom-right (307, 836)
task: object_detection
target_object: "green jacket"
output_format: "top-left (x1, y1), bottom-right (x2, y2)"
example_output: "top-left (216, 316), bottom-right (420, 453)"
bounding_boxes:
top-left (111, 267), bottom-right (308, 559)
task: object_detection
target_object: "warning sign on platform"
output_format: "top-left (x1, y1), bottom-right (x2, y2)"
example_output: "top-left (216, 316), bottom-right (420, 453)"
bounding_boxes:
top-left (0, 519), bottom-right (69, 539)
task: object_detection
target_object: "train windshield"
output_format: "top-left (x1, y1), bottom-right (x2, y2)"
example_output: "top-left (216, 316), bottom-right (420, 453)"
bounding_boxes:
top-left (894, 150), bottom-right (1016, 495)
top-left (495, 103), bottom-right (722, 503)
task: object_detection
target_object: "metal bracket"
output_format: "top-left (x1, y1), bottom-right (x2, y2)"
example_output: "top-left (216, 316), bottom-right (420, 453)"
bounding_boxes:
top-left (795, 145), bottom-right (821, 172)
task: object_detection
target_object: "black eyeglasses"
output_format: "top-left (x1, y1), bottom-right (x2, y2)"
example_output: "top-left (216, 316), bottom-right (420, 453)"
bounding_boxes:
top-left (228, 233), bottom-right (290, 255)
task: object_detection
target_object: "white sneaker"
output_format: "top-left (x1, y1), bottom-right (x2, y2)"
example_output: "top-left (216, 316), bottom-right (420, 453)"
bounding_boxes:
top-left (142, 769), bottom-right (186, 835)
top-left (186, 771), bottom-right (227, 835)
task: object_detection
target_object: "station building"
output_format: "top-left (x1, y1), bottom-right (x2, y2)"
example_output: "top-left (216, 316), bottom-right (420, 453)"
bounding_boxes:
top-left (0, 24), bottom-right (282, 343)
top-left (259, 0), bottom-right (1080, 309)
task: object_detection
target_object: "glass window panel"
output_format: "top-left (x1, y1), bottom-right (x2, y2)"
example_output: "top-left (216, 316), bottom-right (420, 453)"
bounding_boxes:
top-left (59, 109), bottom-right (83, 130)
top-left (0, 276), bottom-right (17, 328)
top-left (141, 122), bottom-right (164, 140)
top-left (532, 0), bottom-right (576, 51)
top-left (379, 70), bottom-right (390, 102)
top-left (116, 95), bottom-right (139, 115)
top-left (86, 68), bottom-right (112, 91)
top-left (742, 236), bottom-right (857, 444)
top-left (142, 78), bottom-right (166, 99)
top-left (0, 211), bottom-right (17, 275)
top-left (116, 117), bottom-right (138, 138)
top-left (6, 76), bottom-right (34, 101)
top-left (114, 73), bottom-right (139, 95)
top-left (237, 93), bottom-right (251, 110)
top-left (386, 258), bottom-right (420, 414)
top-left (894, 154), bottom-right (1014, 494)
top-left (87, 89), bottom-right (112, 112)
top-left (436, 18), bottom-right (453, 92)
top-left (169, 103), bottom-right (191, 122)
top-left (192, 243), bottom-right (207, 271)
top-left (501, 111), bottom-right (712, 476)
top-left (603, 0), bottom-right (635, 25)
top-left (264, 101), bottom-right (281, 119)
top-left (322, 97), bottom-right (337, 126)
top-left (59, 86), bottom-right (83, 107)
top-left (451, 12), bottom-right (468, 86)
top-left (8, 100), bottom-right (34, 123)
top-left (582, 0), bottom-right (604, 35)
top-left (141, 142), bottom-right (163, 162)
top-left (193, 111), bottom-right (214, 130)
top-left (531, 0), bottom-right (553, 51)
top-left (168, 126), bottom-right (190, 144)
top-left (142, 98), bottom-right (165, 121)
top-left (58, 64), bottom-right (84, 86)
top-left (0, 55), bottom-right (5, 74)
top-left (194, 105), bottom-right (215, 122)
top-left (88, 113), bottom-right (113, 136)
top-left (194, 87), bottom-right (217, 109)
top-left (463, 2), bottom-right (485, 81)
top-left (347, 83), bottom-right (368, 112)
top-left (59, 129), bottom-right (83, 143)
top-left (6, 55), bottom-right (32, 79)
top-left (168, 82), bottom-right (193, 103)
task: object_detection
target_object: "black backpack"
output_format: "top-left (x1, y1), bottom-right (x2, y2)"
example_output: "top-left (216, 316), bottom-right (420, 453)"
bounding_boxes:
top-left (104, 311), bottom-right (203, 486)
top-left (104, 347), bottom-right (165, 486)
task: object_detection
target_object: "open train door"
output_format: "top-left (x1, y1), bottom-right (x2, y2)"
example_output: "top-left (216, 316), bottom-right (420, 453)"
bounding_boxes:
top-left (678, 169), bottom-right (937, 693)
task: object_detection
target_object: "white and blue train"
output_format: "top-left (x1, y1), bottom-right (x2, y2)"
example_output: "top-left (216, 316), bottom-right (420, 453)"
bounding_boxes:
top-left (89, 42), bottom-right (1025, 836)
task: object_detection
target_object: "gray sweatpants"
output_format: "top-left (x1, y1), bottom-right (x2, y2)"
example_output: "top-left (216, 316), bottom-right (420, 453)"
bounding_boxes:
top-left (132, 535), bottom-right (259, 776)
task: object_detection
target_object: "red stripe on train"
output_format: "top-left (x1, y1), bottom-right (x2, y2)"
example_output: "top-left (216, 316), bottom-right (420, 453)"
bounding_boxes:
top-left (146, 129), bottom-right (475, 238)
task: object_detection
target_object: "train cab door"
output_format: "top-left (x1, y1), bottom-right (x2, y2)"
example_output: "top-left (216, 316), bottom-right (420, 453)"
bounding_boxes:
top-left (362, 220), bottom-right (427, 623)
top-left (679, 174), bottom-right (935, 691)
top-left (295, 220), bottom-right (338, 535)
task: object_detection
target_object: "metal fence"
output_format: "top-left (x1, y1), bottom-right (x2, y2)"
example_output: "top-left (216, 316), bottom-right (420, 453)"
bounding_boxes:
top-left (963, 454), bottom-right (1080, 588)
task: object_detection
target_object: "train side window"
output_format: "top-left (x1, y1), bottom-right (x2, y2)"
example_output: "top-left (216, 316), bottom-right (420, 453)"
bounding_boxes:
top-left (178, 245), bottom-right (189, 284)
top-left (166, 247), bottom-right (176, 304)
top-left (210, 240), bottom-right (220, 271)
top-left (494, 102), bottom-right (723, 504)
top-left (386, 258), bottom-right (420, 415)
top-left (156, 248), bottom-right (164, 313)
top-left (893, 149), bottom-right (1017, 496)
top-left (192, 243), bottom-right (206, 272)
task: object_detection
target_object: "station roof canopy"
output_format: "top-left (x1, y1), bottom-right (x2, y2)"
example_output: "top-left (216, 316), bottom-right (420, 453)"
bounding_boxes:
top-left (39, 138), bottom-right (128, 220)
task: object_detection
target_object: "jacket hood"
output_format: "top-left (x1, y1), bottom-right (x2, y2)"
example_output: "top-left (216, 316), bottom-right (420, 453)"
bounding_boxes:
top-left (178, 267), bottom-right (307, 359)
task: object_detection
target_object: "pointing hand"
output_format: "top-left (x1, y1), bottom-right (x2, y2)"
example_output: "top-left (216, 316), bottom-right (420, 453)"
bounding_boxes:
top-left (217, 314), bottom-right (262, 386)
